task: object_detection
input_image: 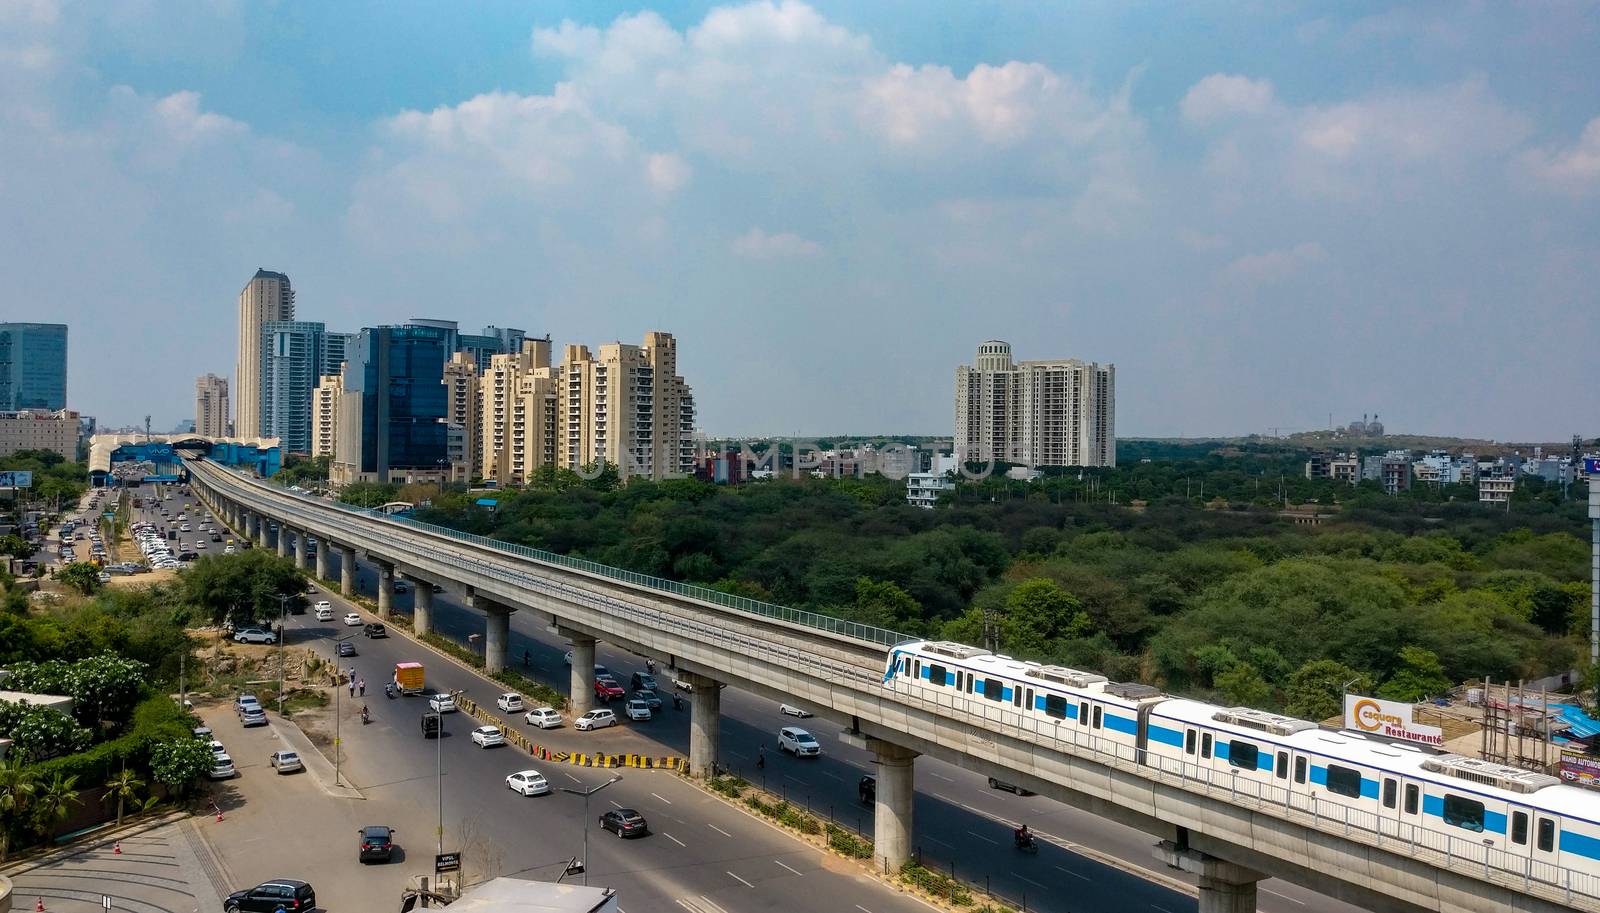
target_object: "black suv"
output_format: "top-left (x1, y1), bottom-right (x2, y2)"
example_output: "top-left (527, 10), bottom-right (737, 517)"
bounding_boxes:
top-left (421, 712), bottom-right (441, 738)
top-left (363, 622), bottom-right (387, 638)
top-left (358, 825), bottom-right (395, 863)
top-left (224, 879), bottom-right (315, 912)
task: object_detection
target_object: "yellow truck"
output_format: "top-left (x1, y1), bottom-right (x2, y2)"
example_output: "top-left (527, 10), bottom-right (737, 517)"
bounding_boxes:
top-left (393, 662), bottom-right (425, 695)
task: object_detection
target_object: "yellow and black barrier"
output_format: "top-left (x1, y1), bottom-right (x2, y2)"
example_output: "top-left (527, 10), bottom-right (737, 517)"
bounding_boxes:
top-left (452, 691), bottom-right (684, 771)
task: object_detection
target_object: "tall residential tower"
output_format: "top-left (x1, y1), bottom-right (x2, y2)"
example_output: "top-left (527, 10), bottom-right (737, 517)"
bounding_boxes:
top-left (954, 340), bottom-right (1115, 468)
top-left (235, 269), bottom-right (294, 439)
top-left (194, 373), bottom-right (230, 437)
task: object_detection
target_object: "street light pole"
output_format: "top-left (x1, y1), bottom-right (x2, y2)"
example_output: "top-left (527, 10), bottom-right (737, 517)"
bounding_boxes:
top-left (560, 775), bottom-right (621, 886)
top-left (275, 593), bottom-right (290, 716)
top-left (334, 633), bottom-right (356, 787)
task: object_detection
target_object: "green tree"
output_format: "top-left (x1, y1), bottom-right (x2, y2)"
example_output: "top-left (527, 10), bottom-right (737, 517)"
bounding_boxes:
top-left (851, 577), bottom-right (922, 633)
top-left (29, 774), bottom-right (79, 842)
top-left (104, 768), bottom-right (144, 828)
top-left (1377, 646), bottom-right (1453, 702)
top-left (1284, 659), bottom-right (1372, 722)
top-left (1003, 578), bottom-right (1092, 652)
top-left (0, 759), bottom-right (36, 861)
top-left (1215, 662), bottom-right (1273, 708)
top-left (0, 535), bottom-right (35, 559)
top-left (1, 703), bottom-right (93, 763)
top-left (181, 550), bottom-right (304, 626)
top-left (57, 562), bottom-right (102, 595)
top-left (148, 738), bottom-right (214, 797)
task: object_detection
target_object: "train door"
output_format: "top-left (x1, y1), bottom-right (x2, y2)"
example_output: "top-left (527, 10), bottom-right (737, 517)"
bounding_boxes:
top-left (1532, 813), bottom-right (1561, 870)
top-left (1398, 778), bottom-right (1424, 840)
top-left (1378, 774), bottom-right (1401, 832)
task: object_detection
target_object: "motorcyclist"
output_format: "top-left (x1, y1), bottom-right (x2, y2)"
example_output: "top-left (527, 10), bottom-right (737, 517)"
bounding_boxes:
top-left (1014, 824), bottom-right (1033, 848)
top-left (361, 704), bottom-right (370, 724)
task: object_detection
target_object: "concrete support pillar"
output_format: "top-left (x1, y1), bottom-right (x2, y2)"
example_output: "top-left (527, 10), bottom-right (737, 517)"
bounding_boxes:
top-left (408, 577), bottom-right (433, 636)
top-left (255, 515), bottom-right (269, 549)
top-left (340, 545), bottom-right (356, 597)
top-left (277, 524), bottom-right (290, 558)
top-left (871, 739), bottom-right (918, 873)
top-left (375, 561), bottom-right (394, 619)
top-left (315, 538), bottom-right (330, 581)
top-left (245, 512), bottom-right (258, 541)
top-left (1156, 843), bottom-right (1262, 913)
top-left (688, 672), bottom-right (722, 779)
top-left (294, 528), bottom-right (308, 570)
top-left (476, 597), bottom-right (514, 674)
top-left (566, 634), bottom-right (596, 716)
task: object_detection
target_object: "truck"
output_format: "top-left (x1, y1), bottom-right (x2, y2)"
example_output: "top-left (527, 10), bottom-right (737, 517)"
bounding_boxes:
top-left (394, 662), bottom-right (425, 695)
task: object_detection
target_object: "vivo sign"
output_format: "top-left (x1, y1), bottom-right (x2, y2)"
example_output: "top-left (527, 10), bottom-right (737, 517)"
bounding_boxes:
top-left (1343, 694), bottom-right (1444, 747)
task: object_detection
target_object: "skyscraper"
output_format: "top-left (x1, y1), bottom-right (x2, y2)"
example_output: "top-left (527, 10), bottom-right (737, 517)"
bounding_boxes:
top-left (331, 322), bottom-right (452, 485)
top-left (442, 352), bottom-right (481, 482)
top-left (260, 321), bottom-right (345, 454)
top-left (479, 340), bottom-right (557, 484)
top-left (194, 373), bottom-right (230, 437)
top-left (954, 340), bottom-right (1115, 468)
top-left (0, 323), bottom-right (68, 410)
top-left (556, 331), bottom-right (695, 481)
top-left (235, 269), bottom-right (294, 439)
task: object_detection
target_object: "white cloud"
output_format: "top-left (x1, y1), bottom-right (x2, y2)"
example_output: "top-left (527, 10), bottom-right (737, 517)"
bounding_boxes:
top-left (1221, 242), bottom-right (1327, 287)
top-left (646, 152), bottom-right (691, 194)
top-left (731, 228), bottom-right (820, 259)
top-left (1521, 116), bottom-right (1600, 193)
top-left (1181, 74), bottom-right (1275, 125)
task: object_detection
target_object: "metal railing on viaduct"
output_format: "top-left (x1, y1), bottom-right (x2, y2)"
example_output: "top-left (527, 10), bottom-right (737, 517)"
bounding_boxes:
top-left (185, 459), bottom-right (1594, 913)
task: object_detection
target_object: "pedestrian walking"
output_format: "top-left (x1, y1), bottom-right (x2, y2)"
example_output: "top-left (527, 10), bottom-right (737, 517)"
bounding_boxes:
top-left (523, 649), bottom-right (531, 668)
top-left (756, 747), bottom-right (765, 770)
top-left (349, 678), bottom-right (356, 698)
top-left (358, 678), bottom-right (366, 697)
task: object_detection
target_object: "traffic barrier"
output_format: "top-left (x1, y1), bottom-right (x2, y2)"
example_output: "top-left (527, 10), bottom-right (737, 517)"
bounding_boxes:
top-left (452, 689), bottom-right (684, 771)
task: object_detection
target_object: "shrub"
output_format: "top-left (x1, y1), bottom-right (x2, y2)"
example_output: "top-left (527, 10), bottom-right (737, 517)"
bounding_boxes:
top-left (825, 823), bottom-right (872, 859)
top-left (899, 862), bottom-right (974, 906)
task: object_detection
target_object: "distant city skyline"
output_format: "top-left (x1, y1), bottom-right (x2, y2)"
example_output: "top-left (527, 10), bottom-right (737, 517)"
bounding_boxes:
top-left (8, 3), bottom-right (1599, 440)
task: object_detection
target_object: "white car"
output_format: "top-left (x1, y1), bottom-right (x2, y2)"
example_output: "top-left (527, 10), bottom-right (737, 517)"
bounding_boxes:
top-left (524, 707), bottom-right (563, 729)
top-left (315, 600), bottom-right (332, 612)
top-left (428, 694), bottom-right (457, 713)
top-left (232, 628), bottom-right (276, 645)
top-left (778, 727), bottom-right (822, 757)
top-left (224, 545), bottom-right (236, 554)
top-left (506, 770), bottom-right (549, 796)
top-left (496, 693), bottom-right (524, 713)
top-left (315, 605), bottom-right (334, 621)
top-left (470, 725), bottom-right (505, 748)
top-left (574, 709), bottom-right (617, 731)
top-left (208, 754), bottom-right (236, 780)
top-left (779, 703), bottom-right (813, 718)
top-left (624, 699), bottom-right (653, 722)
top-left (269, 750), bottom-right (303, 773)
top-left (343, 613), bottom-right (362, 626)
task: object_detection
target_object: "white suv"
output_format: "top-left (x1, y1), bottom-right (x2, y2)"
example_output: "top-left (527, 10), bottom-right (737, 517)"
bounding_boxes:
top-left (574, 709), bottom-right (617, 731)
top-left (779, 727), bottom-right (822, 757)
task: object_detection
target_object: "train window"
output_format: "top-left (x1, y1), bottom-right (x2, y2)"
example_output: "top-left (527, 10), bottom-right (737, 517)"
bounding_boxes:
top-left (1382, 779), bottom-right (1397, 809)
top-left (1012, 685), bottom-right (1022, 708)
top-left (1025, 688), bottom-right (1034, 710)
top-left (1227, 740), bottom-right (1259, 771)
top-left (983, 678), bottom-right (1005, 701)
top-left (1044, 694), bottom-right (1069, 719)
top-left (1512, 812), bottom-right (1528, 846)
top-left (1442, 795), bottom-right (1485, 833)
top-left (1538, 818), bottom-right (1555, 852)
top-left (1079, 702), bottom-right (1089, 726)
top-left (1275, 752), bottom-right (1288, 779)
top-left (1201, 733), bottom-right (1213, 759)
top-left (1294, 757), bottom-right (1307, 784)
top-left (1325, 765), bottom-right (1362, 798)
top-left (1185, 730), bottom-right (1197, 755)
top-left (965, 673), bottom-right (974, 694)
top-left (927, 663), bottom-right (946, 686)
top-left (1404, 784), bottom-right (1419, 815)
top-left (914, 659), bottom-right (921, 679)
top-left (1091, 706), bottom-right (1103, 729)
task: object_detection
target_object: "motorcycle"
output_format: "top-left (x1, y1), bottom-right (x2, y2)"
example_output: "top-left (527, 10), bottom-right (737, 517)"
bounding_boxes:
top-left (384, 682), bottom-right (396, 700)
top-left (361, 706), bottom-right (371, 725)
top-left (1014, 831), bottom-right (1038, 854)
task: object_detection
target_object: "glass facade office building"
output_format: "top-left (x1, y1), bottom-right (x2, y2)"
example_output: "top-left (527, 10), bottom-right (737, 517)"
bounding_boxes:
top-left (338, 323), bottom-right (450, 480)
top-left (0, 323), bottom-right (67, 410)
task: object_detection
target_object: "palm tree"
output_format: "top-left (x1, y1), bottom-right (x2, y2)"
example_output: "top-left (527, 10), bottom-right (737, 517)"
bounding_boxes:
top-left (0, 759), bottom-right (37, 861)
top-left (30, 774), bottom-right (80, 842)
top-left (104, 768), bottom-right (144, 828)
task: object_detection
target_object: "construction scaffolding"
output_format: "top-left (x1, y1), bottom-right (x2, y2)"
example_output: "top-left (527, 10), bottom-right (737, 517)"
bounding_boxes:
top-left (1478, 678), bottom-right (1554, 772)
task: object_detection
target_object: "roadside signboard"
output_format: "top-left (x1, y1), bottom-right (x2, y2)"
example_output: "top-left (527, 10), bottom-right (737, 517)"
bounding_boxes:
top-left (1585, 458), bottom-right (1600, 475)
top-left (0, 471), bottom-right (33, 488)
top-left (435, 851), bottom-right (461, 873)
top-left (1343, 695), bottom-right (1444, 747)
top-left (1560, 752), bottom-right (1600, 790)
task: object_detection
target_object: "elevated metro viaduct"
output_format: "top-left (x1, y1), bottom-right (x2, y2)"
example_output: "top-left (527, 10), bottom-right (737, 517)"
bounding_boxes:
top-left (188, 458), bottom-right (1595, 913)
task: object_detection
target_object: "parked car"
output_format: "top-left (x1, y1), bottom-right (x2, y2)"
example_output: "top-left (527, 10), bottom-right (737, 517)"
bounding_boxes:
top-left (624, 699), bottom-right (653, 722)
top-left (779, 703), bottom-right (813, 718)
top-left (598, 808), bottom-right (648, 838)
top-left (209, 754), bottom-right (237, 780)
top-left (496, 693), bottom-right (524, 712)
top-left (778, 727), bottom-right (822, 757)
top-left (357, 825), bottom-right (395, 863)
top-left (524, 707), bottom-right (563, 729)
top-left (470, 726), bottom-right (505, 748)
top-left (574, 709), bottom-right (617, 731)
top-left (233, 628), bottom-right (276, 645)
top-left (428, 693), bottom-right (456, 714)
top-left (362, 622), bottom-right (387, 638)
top-left (269, 750), bottom-right (303, 774)
top-left (223, 879), bottom-right (316, 913)
top-left (506, 770), bottom-right (549, 796)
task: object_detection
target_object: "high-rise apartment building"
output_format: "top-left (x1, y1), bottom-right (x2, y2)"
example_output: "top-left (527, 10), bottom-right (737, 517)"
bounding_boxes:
top-left (0, 323), bottom-right (68, 411)
top-left (194, 373), bottom-right (230, 437)
top-left (479, 340), bottom-right (558, 484)
top-left (331, 323), bottom-right (451, 485)
top-left (557, 332), bottom-right (695, 481)
top-left (259, 320), bottom-right (349, 454)
top-left (442, 352), bottom-right (481, 481)
top-left (311, 373), bottom-right (342, 458)
top-left (235, 269), bottom-right (294, 439)
top-left (459, 326), bottom-right (528, 375)
top-left (954, 340), bottom-right (1115, 468)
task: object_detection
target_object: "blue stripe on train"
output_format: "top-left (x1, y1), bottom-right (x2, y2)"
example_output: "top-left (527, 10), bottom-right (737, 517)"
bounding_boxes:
top-left (1308, 765), bottom-right (1380, 799)
top-left (1105, 713), bottom-right (1138, 735)
top-left (1421, 794), bottom-right (1507, 835)
top-left (1562, 829), bottom-right (1600, 861)
top-left (1148, 724), bottom-right (1184, 747)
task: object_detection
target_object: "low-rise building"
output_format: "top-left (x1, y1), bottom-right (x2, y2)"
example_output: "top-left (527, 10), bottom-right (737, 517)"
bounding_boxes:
top-left (1362, 450), bottom-right (1413, 494)
top-left (0, 409), bottom-right (80, 459)
top-left (1479, 470), bottom-right (1515, 506)
top-left (906, 471), bottom-right (955, 508)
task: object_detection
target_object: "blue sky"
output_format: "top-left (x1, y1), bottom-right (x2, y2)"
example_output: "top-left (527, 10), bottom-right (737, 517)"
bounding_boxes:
top-left (5, 1), bottom-right (1598, 439)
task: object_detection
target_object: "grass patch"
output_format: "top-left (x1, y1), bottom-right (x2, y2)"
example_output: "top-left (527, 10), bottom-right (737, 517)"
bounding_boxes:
top-left (899, 863), bottom-right (974, 906)
top-left (280, 688), bottom-right (328, 717)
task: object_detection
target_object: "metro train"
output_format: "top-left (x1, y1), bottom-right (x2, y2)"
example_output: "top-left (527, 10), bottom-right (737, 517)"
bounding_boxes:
top-left (884, 639), bottom-right (1600, 879)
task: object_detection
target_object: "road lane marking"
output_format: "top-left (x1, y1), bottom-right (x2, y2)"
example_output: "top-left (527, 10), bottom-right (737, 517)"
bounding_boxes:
top-left (922, 834), bottom-right (953, 848)
top-left (1012, 873), bottom-right (1047, 889)
top-left (652, 792), bottom-right (672, 804)
top-left (932, 792), bottom-right (956, 803)
top-left (664, 832), bottom-right (687, 847)
top-left (929, 771), bottom-right (954, 782)
top-left (609, 800), bottom-right (623, 809)
top-left (564, 773), bottom-right (581, 783)
top-left (966, 830), bottom-right (999, 846)
top-left (726, 871), bottom-right (755, 888)
top-left (708, 823), bottom-right (733, 837)
top-left (1153, 907), bottom-right (1175, 913)
top-left (726, 750), bottom-right (748, 760)
top-left (774, 860), bottom-right (804, 876)
top-left (818, 770), bottom-right (843, 782)
top-left (1054, 865), bottom-right (1091, 881)
top-left (855, 906), bottom-right (873, 913)
top-left (1262, 889), bottom-right (1306, 905)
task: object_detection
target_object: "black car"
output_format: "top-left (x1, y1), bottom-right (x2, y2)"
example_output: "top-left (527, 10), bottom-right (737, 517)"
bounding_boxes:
top-left (859, 775), bottom-right (875, 804)
top-left (599, 808), bottom-right (648, 838)
top-left (988, 776), bottom-right (1037, 796)
top-left (224, 879), bottom-right (315, 913)
top-left (358, 825), bottom-right (395, 863)
top-left (421, 712), bottom-right (441, 738)
top-left (337, 641), bottom-right (357, 657)
top-left (631, 672), bottom-right (659, 692)
top-left (363, 623), bottom-right (387, 639)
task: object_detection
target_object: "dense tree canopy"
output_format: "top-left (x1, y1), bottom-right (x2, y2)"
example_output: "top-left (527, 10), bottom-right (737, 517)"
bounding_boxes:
top-left (181, 549), bottom-right (305, 626)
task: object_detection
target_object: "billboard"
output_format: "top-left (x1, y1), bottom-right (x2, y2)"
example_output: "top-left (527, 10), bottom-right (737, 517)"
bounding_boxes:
top-left (0, 471), bottom-right (33, 489)
top-left (1585, 458), bottom-right (1600, 475)
top-left (1560, 752), bottom-right (1600, 790)
top-left (1343, 695), bottom-right (1444, 746)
